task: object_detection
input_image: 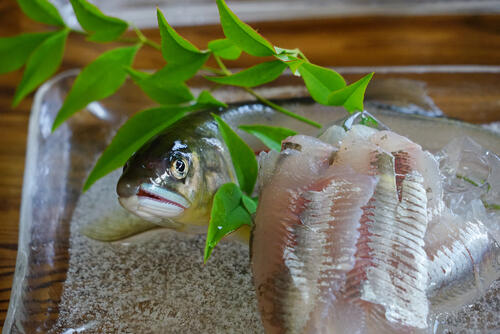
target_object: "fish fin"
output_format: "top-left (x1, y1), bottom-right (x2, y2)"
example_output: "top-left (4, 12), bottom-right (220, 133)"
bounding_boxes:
top-left (82, 216), bottom-right (158, 241)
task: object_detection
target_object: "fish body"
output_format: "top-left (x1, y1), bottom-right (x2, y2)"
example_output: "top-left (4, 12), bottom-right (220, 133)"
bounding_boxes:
top-left (111, 99), bottom-right (339, 239)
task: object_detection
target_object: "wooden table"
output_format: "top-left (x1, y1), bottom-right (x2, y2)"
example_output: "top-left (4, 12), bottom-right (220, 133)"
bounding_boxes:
top-left (1, 0), bottom-right (499, 329)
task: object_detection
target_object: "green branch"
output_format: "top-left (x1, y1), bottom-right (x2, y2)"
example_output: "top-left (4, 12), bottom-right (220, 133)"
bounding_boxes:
top-left (212, 55), bottom-right (322, 128)
top-left (133, 25), bottom-right (161, 51)
top-left (244, 88), bottom-right (321, 128)
top-left (214, 54), bottom-right (231, 75)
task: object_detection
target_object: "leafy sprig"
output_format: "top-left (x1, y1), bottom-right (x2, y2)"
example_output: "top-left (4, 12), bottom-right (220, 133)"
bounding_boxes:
top-left (17, 0), bottom-right (65, 27)
top-left (3, 0), bottom-right (375, 260)
top-left (13, 28), bottom-right (69, 107)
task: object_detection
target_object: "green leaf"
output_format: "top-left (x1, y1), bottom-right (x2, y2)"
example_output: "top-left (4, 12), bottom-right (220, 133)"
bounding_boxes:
top-left (286, 59), bottom-right (304, 76)
top-left (69, 0), bottom-right (128, 42)
top-left (215, 0), bottom-right (275, 57)
top-left (149, 55), bottom-right (208, 83)
top-left (205, 60), bottom-right (287, 87)
top-left (52, 45), bottom-right (139, 130)
top-left (204, 183), bottom-right (252, 262)
top-left (208, 38), bottom-right (242, 60)
top-left (126, 68), bottom-right (194, 105)
top-left (13, 29), bottom-right (69, 107)
top-left (212, 114), bottom-right (258, 195)
top-left (157, 9), bottom-right (207, 64)
top-left (17, 0), bottom-right (65, 26)
top-left (239, 124), bottom-right (297, 152)
top-left (298, 62), bottom-right (346, 105)
top-left (0, 31), bottom-right (54, 74)
top-left (242, 194), bottom-right (258, 214)
top-left (197, 90), bottom-right (227, 108)
top-left (327, 72), bottom-right (374, 113)
top-left (83, 106), bottom-right (187, 191)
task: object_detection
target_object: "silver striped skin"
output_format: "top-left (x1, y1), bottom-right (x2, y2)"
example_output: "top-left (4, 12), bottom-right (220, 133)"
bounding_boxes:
top-left (425, 210), bottom-right (500, 314)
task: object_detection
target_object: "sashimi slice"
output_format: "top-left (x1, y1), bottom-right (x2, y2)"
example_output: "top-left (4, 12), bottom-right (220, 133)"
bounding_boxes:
top-left (343, 151), bottom-right (430, 330)
top-left (334, 126), bottom-right (386, 176)
top-left (370, 130), bottom-right (443, 218)
top-left (252, 140), bottom-right (375, 334)
top-left (425, 209), bottom-right (500, 314)
top-left (252, 135), bottom-right (336, 313)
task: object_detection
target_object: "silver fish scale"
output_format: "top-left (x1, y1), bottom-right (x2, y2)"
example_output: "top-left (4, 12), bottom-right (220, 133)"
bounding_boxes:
top-left (426, 212), bottom-right (500, 314)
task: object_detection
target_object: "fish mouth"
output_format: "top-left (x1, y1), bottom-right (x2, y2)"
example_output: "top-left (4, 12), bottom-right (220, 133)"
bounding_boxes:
top-left (118, 183), bottom-right (190, 223)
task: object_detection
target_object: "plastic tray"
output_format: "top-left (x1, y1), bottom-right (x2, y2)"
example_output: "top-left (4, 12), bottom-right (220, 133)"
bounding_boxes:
top-left (4, 67), bottom-right (500, 333)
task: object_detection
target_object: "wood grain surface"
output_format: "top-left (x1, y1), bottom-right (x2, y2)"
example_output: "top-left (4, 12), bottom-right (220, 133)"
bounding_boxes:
top-left (0, 0), bottom-right (499, 330)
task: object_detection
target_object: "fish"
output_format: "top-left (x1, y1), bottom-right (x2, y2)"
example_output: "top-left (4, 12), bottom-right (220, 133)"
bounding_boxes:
top-left (251, 125), bottom-right (500, 333)
top-left (110, 99), bottom-right (333, 241)
top-left (86, 98), bottom-right (349, 241)
top-left (82, 78), bottom-right (492, 242)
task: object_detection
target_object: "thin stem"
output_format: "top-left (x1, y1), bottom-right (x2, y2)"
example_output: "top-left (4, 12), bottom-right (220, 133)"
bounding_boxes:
top-left (213, 55), bottom-right (321, 128)
top-left (245, 87), bottom-right (322, 128)
top-left (143, 38), bottom-right (161, 51)
top-left (213, 54), bottom-right (232, 75)
top-left (133, 25), bottom-right (147, 42)
top-left (298, 50), bottom-right (310, 62)
top-left (202, 66), bottom-right (225, 75)
top-left (456, 174), bottom-right (480, 187)
top-left (133, 25), bottom-right (161, 50)
top-left (455, 174), bottom-right (498, 210)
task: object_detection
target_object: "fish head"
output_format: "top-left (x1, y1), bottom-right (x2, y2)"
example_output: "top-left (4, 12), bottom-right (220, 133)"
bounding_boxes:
top-left (117, 134), bottom-right (207, 227)
top-left (116, 117), bottom-right (234, 228)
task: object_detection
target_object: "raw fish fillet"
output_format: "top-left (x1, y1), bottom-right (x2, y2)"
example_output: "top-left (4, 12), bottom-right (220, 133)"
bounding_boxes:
top-left (370, 130), bottom-right (443, 218)
top-left (252, 135), bottom-right (377, 333)
top-left (252, 128), bottom-right (434, 333)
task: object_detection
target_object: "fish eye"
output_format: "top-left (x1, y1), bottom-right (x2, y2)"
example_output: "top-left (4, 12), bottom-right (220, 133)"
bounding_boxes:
top-left (170, 157), bottom-right (189, 179)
